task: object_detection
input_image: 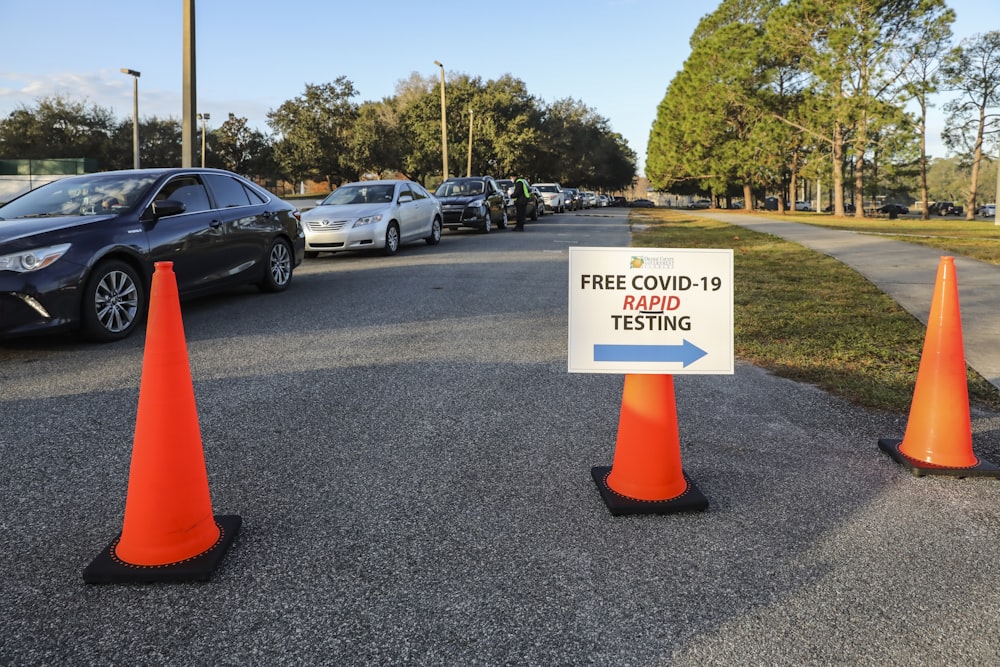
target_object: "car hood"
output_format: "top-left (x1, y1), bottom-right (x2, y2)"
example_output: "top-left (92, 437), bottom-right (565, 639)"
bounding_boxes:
top-left (435, 194), bottom-right (484, 205)
top-left (301, 203), bottom-right (389, 221)
top-left (0, 214), bottom-right (118, 247)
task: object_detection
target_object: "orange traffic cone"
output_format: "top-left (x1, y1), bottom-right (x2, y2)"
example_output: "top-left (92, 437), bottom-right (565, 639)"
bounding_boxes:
top-left (84, 262), bottom-right (241, 583)
top-left (592, 373), bottom-right (708, 515)
top-left (878, 256), bottom-right (1000, 478)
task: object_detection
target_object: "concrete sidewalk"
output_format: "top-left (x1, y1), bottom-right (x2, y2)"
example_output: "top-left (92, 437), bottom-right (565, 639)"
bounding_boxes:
top-left (704, 212), bottom-right (1000, 390)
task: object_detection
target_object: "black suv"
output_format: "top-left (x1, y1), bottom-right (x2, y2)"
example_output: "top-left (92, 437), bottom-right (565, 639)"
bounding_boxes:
top-left (929, 201), bottom-right (963, 216)
top-left (434, 176), bottom-right (508, 233)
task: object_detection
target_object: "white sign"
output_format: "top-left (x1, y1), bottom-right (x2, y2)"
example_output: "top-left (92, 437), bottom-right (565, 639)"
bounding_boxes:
top-left (568, 247), bottom-right (734, 374)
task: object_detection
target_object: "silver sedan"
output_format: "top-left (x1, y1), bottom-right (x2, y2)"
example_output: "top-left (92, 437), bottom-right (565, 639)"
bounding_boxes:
top-left (301, 180), bottom-right (442, 257)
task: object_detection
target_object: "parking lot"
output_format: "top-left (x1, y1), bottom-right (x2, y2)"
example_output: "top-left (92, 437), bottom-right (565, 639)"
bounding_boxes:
top-left (5, 209), bottom-right (1000, 665)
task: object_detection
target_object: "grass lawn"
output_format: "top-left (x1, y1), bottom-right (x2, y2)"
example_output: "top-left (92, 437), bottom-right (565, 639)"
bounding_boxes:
top-left (628, 207), bottom-right (1000, 413)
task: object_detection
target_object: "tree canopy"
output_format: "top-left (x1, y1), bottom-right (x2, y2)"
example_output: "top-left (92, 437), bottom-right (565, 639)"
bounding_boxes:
top-left (0, 71), bottom-right (637, 193)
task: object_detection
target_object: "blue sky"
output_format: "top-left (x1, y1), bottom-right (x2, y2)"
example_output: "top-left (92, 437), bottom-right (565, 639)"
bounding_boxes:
top-left (0, 0), bottom-right (994, 175)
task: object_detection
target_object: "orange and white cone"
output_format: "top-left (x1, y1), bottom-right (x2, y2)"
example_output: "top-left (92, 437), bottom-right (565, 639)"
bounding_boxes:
top-left (592, 373), bottom-right (708, 514)
top-left (84, 262), bottom-right (241, 583)
top-left (878, 256), bottom-right (1000, 478)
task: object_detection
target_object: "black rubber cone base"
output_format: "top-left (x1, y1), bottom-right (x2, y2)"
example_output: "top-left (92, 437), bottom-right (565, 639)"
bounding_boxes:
top-left (591, 466), bottom-right (708, 516)
top-left (878, 439), bottom-right (1000, 479)
top-left (83, 514), bottom-right (241, 584)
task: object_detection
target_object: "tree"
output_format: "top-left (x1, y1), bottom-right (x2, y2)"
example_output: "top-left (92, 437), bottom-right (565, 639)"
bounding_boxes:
top-left (0, 95), bottom-right (118, 167)
top-left (214, 113), bottom-right (274, 178)
top-left (349, 99), bottom-right (407, 179)
top-left (134, 117), bottom-right (182, 168)
top-left (648, 0), bottom-right (783, 209)
top-left (898, 9), bottom-right (954, 218)
top-left (767, 0), bottom-right (953, 217)
top-left (941, 31), bottom-right (1000, 219)
top-left (267, 78), bottom-right (359, 188)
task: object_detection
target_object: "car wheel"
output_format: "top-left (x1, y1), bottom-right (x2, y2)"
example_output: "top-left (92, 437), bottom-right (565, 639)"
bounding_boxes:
top-left (481, 214), bottom-right (492, 234)
top-left (531, 204), bottom-right (539, 221)
top-left (81, 259), bottom-right (146, 342)
top-left (498, 208), bottom-right (508, 230)
top-left (260, 237), bottom-right (293, 292)
top-left (383, 222), bottom-right (400, 256)
top-left (426, 217), bottom-right (442, 245)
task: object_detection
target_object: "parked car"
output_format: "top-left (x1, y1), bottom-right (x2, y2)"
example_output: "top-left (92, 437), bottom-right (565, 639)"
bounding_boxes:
top-left (562, 187), bottom-right (582, 211)
top-left (823, 202), bottom-right (857, 213)
top-left (978, 203), bottom-right (996, 217)
top-left (300, 180), bottom-right (441, 258)
top-left (689, 199), bottom-right (711, 209)
top-left (496, 179), bottom-right (515, 217)
top-left (876, 203), bottom-right (909, 216)
top-left (629, 198), bottom-right (656, 208)
top-left (929, 201), bottom-right (963, 216)
top-left (580, 191), bottom-right (597, 208)
top-left (529, 186), bottom-right (546, 220)
top-left (612, 196), bottom-right (628, 207)
top-left (795, 201), bottom-right (812, 211)
top-left (434, 176), bottom-right (508, 233)
top-left (0, 167), bottom-right (305, 342)
top-left (533, 183), bottom-right (565, 213)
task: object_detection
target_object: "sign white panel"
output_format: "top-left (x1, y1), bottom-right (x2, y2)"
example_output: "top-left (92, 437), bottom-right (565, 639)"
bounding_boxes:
top-left (568, 247), bottom-right (734, 374)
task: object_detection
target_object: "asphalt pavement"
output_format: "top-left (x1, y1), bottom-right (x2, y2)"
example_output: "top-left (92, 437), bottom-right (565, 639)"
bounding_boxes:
top-left (3, 209), bottom-right (1000, 666)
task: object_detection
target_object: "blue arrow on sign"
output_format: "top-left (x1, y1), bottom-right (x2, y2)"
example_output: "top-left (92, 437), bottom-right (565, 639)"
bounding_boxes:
top-left (593, 340), bottom-right (708, 367)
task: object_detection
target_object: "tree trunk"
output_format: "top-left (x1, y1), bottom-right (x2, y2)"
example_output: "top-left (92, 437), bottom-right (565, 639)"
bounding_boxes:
top-left (967, 105), bottom-right (987, 221)
top-left (919, 95), bottom-right (930, 221)
top-left (854, 147), bottom-right (865, 219)
top-left (832, 124), bottom-right (845, 216)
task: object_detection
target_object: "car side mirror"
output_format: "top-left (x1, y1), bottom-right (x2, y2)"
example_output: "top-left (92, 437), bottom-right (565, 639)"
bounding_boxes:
top-left (397, 194), bottom-right (413, 203)
top-left (150, 199), bottom-right (186, 219)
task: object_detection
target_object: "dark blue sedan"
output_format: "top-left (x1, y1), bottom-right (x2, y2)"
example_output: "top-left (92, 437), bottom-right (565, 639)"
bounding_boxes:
top-left (0, 168), bottom-right (305, 342)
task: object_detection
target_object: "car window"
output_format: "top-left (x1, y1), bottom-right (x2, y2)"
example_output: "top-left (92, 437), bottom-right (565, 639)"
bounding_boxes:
top-left (243, 183), bottom-right (267, 205)
top-left (399, 184), bottom-right (413, 200)
top-left (204, 173), bottom-right (252, 208)
top-left (409, 183), bottom-right (428, 200)
top-left (157, 177), bottom-right (211, 213)
top-left (370, 185), bottom-right (394, 203)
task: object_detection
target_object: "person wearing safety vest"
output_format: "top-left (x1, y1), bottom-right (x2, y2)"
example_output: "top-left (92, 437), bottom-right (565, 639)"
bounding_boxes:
top-left (511, 175), bottom-right (531, 231)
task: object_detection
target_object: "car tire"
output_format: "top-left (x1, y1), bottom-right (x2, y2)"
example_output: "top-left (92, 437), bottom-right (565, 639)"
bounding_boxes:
top-left (498, 208), bottom-right (508, 230)
top-left (383, 222), bottom-right (400, 256)
top-left (481, 214), bottom-right (492, 234)
top-left (81, 259), bottom-right (146, 342)
top-left (425, 217), bottom-right (442, 245)
top-left (260, 237), bottom-right (293, 292)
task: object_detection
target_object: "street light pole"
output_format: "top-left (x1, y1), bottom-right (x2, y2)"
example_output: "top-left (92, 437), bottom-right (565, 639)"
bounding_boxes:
top-left (434, 60), bottom-right (448, 181)
top-left (467, 108), bottom-right (474, 177)
top-left (197, 113), bottom-right (211, 168)
top-left (120, 68), bottom-right (141, 169)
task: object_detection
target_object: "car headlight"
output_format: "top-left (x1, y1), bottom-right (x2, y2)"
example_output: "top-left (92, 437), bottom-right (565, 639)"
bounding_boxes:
top-left (353, 213), bottom-right (384, 227)
top-left (468, 199), bottom-right (486, 209)
top-left (0, 243), bottom-right (72, 273)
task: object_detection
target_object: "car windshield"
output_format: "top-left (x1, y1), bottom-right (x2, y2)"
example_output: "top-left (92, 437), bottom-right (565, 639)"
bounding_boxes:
top-left (0, 173), bottom-right (158, 220)
top-left (435, 180), bottom-right (484, 197)
top-left (321, 184), bottom-right (395, 206)
top-left (536, 185), bottom-right (557, 192)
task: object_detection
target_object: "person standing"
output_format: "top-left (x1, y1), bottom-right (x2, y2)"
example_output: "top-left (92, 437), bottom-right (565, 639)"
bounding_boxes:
top-left (512, 175), bottom-right (531, 231)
